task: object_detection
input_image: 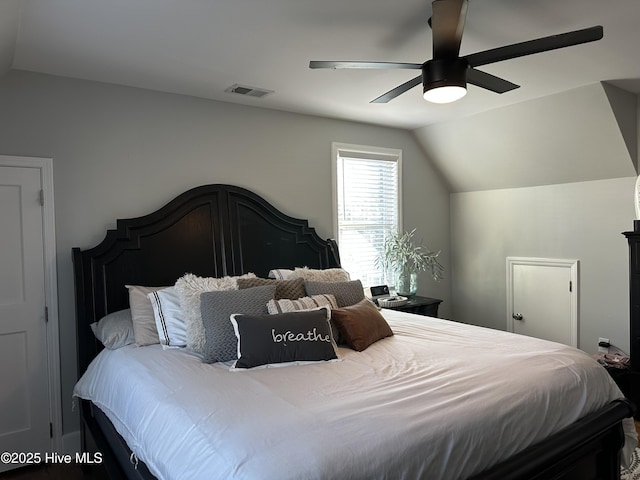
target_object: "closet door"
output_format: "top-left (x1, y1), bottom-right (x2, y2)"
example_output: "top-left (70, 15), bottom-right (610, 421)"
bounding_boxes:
top-left (507, 257), bottom-right (578, 347)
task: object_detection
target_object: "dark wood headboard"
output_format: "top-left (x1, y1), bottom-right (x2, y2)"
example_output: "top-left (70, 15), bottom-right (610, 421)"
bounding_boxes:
top-left (73, 184), bottom-right (340, 375)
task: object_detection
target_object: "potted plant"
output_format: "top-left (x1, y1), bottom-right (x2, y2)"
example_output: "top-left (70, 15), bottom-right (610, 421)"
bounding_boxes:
top-left (376, 229), bottom-right (444, 297)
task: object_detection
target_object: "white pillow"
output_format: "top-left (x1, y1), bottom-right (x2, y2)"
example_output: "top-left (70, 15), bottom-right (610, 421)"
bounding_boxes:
top-left (267, 268), bottom-right (295, 280)
top-left (148, 287), bottom-right (187, 349)
top-left (90, 309), bottom-right (135, 349)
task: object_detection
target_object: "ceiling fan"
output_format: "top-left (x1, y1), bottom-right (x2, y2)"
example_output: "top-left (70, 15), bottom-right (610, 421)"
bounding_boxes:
top-left (309, 0), bottom-right (603, 104)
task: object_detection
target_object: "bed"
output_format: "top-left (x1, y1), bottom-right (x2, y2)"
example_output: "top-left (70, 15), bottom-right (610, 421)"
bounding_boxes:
top-left (72, 183), bottom-right (636, 480)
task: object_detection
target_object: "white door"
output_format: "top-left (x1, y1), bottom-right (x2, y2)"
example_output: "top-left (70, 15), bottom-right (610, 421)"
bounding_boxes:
top-left (506, 257), bottom-right (578, 347)
top-left (0, 166), bottom-right (51, 472)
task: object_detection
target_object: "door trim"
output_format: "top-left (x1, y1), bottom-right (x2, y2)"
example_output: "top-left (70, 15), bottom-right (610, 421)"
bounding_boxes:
top-left (506, 257), bottom-right (579, 348)
top-left (0, 155), bottom-right (61, 451)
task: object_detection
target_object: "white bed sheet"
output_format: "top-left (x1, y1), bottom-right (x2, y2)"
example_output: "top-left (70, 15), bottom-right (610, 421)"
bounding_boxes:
top-left (74, 310), bottom-right (636, 480)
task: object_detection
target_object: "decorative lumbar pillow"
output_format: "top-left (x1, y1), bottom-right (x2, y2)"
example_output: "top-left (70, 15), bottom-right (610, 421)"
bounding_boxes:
top-left (90, 309), bottom-right (135, 350)
top-left (175, 272), bottom-right (256, 355)
top-left (292, 267), bottom-right (351, 282)
top-left (267, 294), bottom-right (341, 342)
top-left (147, 287), bottom-right (186, 349)
top-left (126, 285), bottom-right (169, 346)
top-left (331, 299), bottom-right (394, 352)
top-left (304, 280), bottom-right (365, 307)
top-left (230, 307), bottom-right (339, 369)
top-left (237, 277), bottom-right (305, 300)
top-left (266, 294), bottom-right (338, 315)
top-left (199, 284), bottom-right (276, 364)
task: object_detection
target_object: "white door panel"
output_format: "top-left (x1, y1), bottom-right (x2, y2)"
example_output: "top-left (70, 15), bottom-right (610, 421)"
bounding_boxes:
top-left (507, 257), bottom-right (578, 347)
top-left (0, 166), bottom-right (51, 472)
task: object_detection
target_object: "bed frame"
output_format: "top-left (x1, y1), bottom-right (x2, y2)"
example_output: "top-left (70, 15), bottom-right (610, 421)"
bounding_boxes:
top-left (73, 183), bottom-right (634, 480)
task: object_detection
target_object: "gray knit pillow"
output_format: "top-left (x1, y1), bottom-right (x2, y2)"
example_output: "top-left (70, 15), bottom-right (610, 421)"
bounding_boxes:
top-left (304, 280), bottom-right (365, 307)
top-left (200, 285), bottom-right (276, 363)
top-left (175, 272), bottom-right (256, 355)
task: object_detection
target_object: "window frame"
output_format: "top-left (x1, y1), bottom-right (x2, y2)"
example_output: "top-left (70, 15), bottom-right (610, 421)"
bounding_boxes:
top-left (331, 142), bottom-right (403, 287)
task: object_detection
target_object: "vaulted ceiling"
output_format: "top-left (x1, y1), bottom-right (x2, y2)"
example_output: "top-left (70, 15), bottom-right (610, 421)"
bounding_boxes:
top-left (1, 0), bottom-right (638, 190)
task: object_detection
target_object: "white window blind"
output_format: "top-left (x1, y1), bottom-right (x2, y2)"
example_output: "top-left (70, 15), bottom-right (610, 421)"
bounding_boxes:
top-left (333, 143), bottom-right (401, 287)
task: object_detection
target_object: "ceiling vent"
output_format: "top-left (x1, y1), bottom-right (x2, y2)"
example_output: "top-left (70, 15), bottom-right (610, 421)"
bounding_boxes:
top-left (225, 84), bottom-right (274, 98)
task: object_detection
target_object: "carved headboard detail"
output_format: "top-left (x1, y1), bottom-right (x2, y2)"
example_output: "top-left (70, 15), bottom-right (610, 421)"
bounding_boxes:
top-left (73, 184), bottom-right (340, 374)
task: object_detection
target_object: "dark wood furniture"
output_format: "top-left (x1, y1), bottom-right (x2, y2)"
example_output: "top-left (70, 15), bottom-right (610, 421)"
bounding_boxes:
top-left (382, 295), bottom-right (441, 317)
top-left (621, 221), bottom-right (640, 417)
top-left (73, 184), bottom-right (633, 480)
top-left (624, 221), bottom-right (640, 371)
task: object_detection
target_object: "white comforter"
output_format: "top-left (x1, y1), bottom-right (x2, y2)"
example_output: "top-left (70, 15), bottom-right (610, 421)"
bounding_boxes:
top-left (74, 310), bottom-right (636, 480)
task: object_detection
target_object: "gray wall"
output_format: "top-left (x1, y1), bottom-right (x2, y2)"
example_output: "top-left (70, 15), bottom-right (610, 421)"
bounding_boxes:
top-left (414, 81), bottom-right (639, 362)
top-left (412, 83), bottom-right (637, 193)
top-left (0, 70), bottom-right (451, 435)
top-left (451, 177), bottom-right (636, 354)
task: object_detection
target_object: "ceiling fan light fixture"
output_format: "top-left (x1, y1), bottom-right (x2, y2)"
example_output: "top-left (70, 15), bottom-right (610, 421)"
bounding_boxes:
top-left (423, 85), bottom-right (467, 103)
top-left (422, 58), bottom-right (468, 103)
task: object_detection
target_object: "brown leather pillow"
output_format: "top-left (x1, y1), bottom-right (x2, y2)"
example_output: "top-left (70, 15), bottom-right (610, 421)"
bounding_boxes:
top-left (237, 277), bottom-right (305, 300)
top-left (331, 299), bottom-right (393, 351)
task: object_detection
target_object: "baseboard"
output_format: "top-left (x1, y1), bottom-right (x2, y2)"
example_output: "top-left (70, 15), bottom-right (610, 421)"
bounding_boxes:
top-left (63, 430), bottom-right (81, 455)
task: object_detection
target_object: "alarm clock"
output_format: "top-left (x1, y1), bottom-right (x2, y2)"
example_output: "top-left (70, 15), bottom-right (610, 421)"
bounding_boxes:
top-left (369, 285), bottom-right (390, 304)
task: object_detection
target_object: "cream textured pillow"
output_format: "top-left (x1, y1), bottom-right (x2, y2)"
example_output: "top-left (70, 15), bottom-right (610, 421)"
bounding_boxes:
top-left (292, 267), bottom-right (351, 282)
top-left (175, 272), bottom-right (256, 355)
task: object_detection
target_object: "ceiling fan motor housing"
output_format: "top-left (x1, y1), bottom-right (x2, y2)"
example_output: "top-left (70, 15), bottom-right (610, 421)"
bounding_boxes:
top-left (422, 58), bottom-right (468, 91)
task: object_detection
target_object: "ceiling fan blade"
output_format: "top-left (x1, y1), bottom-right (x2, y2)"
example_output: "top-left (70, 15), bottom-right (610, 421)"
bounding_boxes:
top-left (309, 61), bottom-right (421, 70)
top-left (371, 75), bottom-right (422, 103)
top-left (466, 68), bottom-right (519, 93)
top-left (431, 0), bottom-right (468, 59)
top-left (465, 25), bottom-right (603, 67)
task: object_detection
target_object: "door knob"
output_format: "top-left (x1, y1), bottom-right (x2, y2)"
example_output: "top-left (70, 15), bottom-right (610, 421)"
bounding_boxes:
top-left (512, 313), bottom-right (523, 321)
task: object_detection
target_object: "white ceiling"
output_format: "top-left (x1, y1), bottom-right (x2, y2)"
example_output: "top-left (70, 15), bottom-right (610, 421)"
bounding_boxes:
top-left (2, 0), bottom-right (640, 130)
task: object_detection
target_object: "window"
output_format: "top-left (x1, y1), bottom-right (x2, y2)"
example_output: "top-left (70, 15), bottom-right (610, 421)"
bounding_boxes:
top-left (332, 143), bottom-right (402, 287)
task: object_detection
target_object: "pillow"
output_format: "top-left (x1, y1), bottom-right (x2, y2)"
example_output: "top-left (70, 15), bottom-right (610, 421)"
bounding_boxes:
top-left (90, 309), bottom-right (135, 349)
top-left (304, 280), bottom-right (365, 307)
top-left (199, 284), bottom-right (276, 363)
top-left (266, 294), bottom-right (338, 315)
top-left (237, 277), bottom-right (305, 300)
top-left (126, 285), bottom-right (168, 346)
top-left (331, 299), bottom-right (394, 351)
top-left (175, 272), bottom-right (256, 355)
top-left (147, 287), bottom-right (186, 349)
top-left (268, 293), bottom-right (341, 343)
top-left (268, 268), bottom-right (295, 280)
top-left (292, 267), bottom-right (351, 282)
top-left (230, 307), bottom-right (339, 369)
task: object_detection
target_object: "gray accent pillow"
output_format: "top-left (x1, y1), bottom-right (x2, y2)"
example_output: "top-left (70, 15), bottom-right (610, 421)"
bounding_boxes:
top-left (200, 284), bottom-right (277, 364)
top-left (90, 309), bottom-right (135, 349)
top-left (175, 272), bottom-right (256, 355)
top-left (304, 280), bottom-right (365, 307)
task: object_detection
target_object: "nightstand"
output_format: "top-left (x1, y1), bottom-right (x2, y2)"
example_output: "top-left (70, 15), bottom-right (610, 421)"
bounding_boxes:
top-left (603, 366), bottom-right (640, 419)
top-left (381, 295), bottom-right (442, 317)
